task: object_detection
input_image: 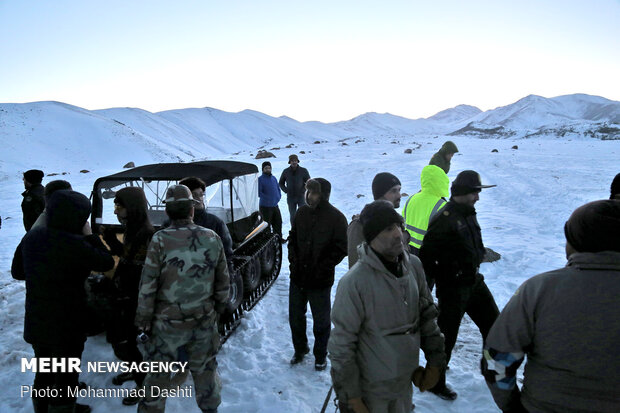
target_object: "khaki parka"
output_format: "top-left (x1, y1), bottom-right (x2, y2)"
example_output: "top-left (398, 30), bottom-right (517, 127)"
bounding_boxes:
top-left (329, 243), bottom-right (446, 403)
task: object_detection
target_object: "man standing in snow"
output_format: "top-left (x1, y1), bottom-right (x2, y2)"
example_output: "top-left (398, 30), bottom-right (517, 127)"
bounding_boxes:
top-left (135, 184), bottom-right (230, 413)
top-left (12, 190), bottom-right (114, 413)
top-left (330, 200), bottom-right (446, 413)
top-left (258, 161), bottom-right (283, 238)
top-left (21, 169), bottom-right (45, 231)
top-left (482, 200), bottom-right (620, 413)
top-left (348, 172), bottom-right (402, 268)
top-left (402, 165), bottom-right (449, 261)
top-left (279, 154), bottom-right (311, 223)
top-left (419, 170), bottom-right (500, 401)
top-left (429, 141), bottom-right (459, 174)
top-left (288, 178), bottom-right (347, 371)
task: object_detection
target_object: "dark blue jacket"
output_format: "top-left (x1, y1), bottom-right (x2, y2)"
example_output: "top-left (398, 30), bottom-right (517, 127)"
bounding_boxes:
top-left (259, 173), bottom-right (282, 207)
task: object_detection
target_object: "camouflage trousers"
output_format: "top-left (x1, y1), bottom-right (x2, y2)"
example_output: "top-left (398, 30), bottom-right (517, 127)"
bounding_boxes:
top-left (138, 315), bottom-right (221, 413)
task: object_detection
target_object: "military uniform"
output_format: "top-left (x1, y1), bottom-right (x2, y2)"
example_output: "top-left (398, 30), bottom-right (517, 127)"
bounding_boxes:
top-left (135, 218), bottom-right (230, 413)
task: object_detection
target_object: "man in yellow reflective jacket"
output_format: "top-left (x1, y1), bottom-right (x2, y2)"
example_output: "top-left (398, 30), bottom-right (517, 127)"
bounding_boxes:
top-left (402, 165), bottom-right (449, 260)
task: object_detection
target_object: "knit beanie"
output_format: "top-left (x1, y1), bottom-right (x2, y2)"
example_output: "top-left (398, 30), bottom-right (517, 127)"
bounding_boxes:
top-left (564, 200), bottom-right (620, 253)
top-left (610, 173), bottom-right (620, 199)
top-left (262, 161), bottom-right (272, 172)
top-left (24, 169), bottom-right (44, 185)
top-left (372, 173), bottom-right (401, 200)
top-left (44, 180), bottom-right (72, 200)
top-left (360, 200), bottom-right (404, 242)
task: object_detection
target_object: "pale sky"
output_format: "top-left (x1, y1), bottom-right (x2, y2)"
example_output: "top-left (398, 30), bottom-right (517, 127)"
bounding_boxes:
top-left (1, 0), bottom-right (618, 122)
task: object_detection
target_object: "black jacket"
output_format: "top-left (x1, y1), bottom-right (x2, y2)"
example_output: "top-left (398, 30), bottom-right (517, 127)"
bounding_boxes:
top-left (21, 184), bottom-right (45, 231)
top-left (279, 166), bottom-right (310, 199)
top-left (419, 200), bottom-right (485, 286)
top-left (288, 199), bottom-right (348, 289)
top-left (103, 224), bottom-right (154, 299)
top-left (12, 190), bottom-right (114, 346)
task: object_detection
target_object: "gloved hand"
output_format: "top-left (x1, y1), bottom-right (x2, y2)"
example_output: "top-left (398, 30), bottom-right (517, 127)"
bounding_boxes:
top-left (412, 365), bottom-right (441, 392)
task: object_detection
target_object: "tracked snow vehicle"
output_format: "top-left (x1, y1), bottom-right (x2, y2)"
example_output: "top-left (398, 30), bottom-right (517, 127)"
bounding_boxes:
top-left (90, 160), bottom-right (282, 342)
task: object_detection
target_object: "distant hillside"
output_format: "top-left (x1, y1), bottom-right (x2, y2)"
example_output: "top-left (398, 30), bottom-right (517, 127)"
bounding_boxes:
top-left (2, 93), bottom-right (619, 175)
top-left (451, 94), bottom-right (620, 139)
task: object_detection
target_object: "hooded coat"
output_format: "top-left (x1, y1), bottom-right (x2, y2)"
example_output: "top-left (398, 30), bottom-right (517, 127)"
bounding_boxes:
top-left (288, 178), bottom-right (348, 289)
top-left (402, 165), bottom-right (450, 254)
top-left (14, 190), bottom-right (114, 346)
top-left (429, 141), bottom-right (459, 174)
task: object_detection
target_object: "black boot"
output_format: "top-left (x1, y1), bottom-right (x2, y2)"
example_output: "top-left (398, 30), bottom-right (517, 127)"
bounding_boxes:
top-left (47, 403), bottom-right (91, 413)
top-left (112, 371), bottom-right (135, 385)
top-left (314, 355), bottom-right (327, 371)
top-left (122, 385), bottom-right (143, 406)
top-left (290, 347), bottom-right (309, 365)
top-left (74, 404), bottom-right (92, 413)
top-left (47, 404), bottom-right (75, 413)
top-left (429, 383), bottom-right (457, 401)
top-left (32, 398), bottom-right (48, 413)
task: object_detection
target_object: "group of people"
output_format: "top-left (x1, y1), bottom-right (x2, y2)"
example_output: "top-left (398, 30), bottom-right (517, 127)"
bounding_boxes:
top-left (284, 143), bottom-right (620, 413)
top-left (11, 148), bottom-right (620, 413)
top-left (257, 153), bottom-right (312, 239)
top-left (13, 173), bottom-right (232, 413)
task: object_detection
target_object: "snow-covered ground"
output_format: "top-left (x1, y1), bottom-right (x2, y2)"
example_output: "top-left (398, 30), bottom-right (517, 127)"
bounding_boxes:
top-left (0, 133), bottom-right (618, 412)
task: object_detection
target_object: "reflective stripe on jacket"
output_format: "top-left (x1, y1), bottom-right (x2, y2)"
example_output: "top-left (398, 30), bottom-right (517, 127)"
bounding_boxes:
top-left (402, 165), bottom-right (449, 252)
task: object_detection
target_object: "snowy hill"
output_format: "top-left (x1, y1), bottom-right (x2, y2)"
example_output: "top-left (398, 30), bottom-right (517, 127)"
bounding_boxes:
top-left (451, 94), bottom-right (620, 138)
top-left (331, 111), bottom-right (436, 136)
top-left (427, 104), bottom-right (482, 125)
top-left (2, 94), bottom-right (619, 180)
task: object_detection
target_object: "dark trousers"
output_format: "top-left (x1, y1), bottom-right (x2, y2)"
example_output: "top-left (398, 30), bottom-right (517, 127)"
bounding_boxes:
top-left (259, 205), bottom-right (283, 238)
top-left (287, 195), bottom-right (306, 224)
top-left (288, 283), bottom-right (331, 360)
top-left (435, 275), bottom-right (499, 386)
top-left (108, 296), bottom-right (146, 386)
top-left (32, 340), bottom-right (85, 407)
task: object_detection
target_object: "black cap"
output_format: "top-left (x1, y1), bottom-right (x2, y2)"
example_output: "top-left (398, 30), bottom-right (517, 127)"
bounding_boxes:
top-left (564, 200), bottom-right (620, 253)
top-left (262, 161), bottom-right (272, 171)
top-left (24, 169), bottom-right (44, 185)
top-left (451, 170), bottom-right (496, 196)
top-left (372, 172), bottom-right (401, 200)
top-left (360, 200), bottom-right (403, 242)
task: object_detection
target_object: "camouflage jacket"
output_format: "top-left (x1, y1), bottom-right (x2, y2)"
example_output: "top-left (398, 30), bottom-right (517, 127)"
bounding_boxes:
top-left (135, 219), bottom-right (230, 327)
